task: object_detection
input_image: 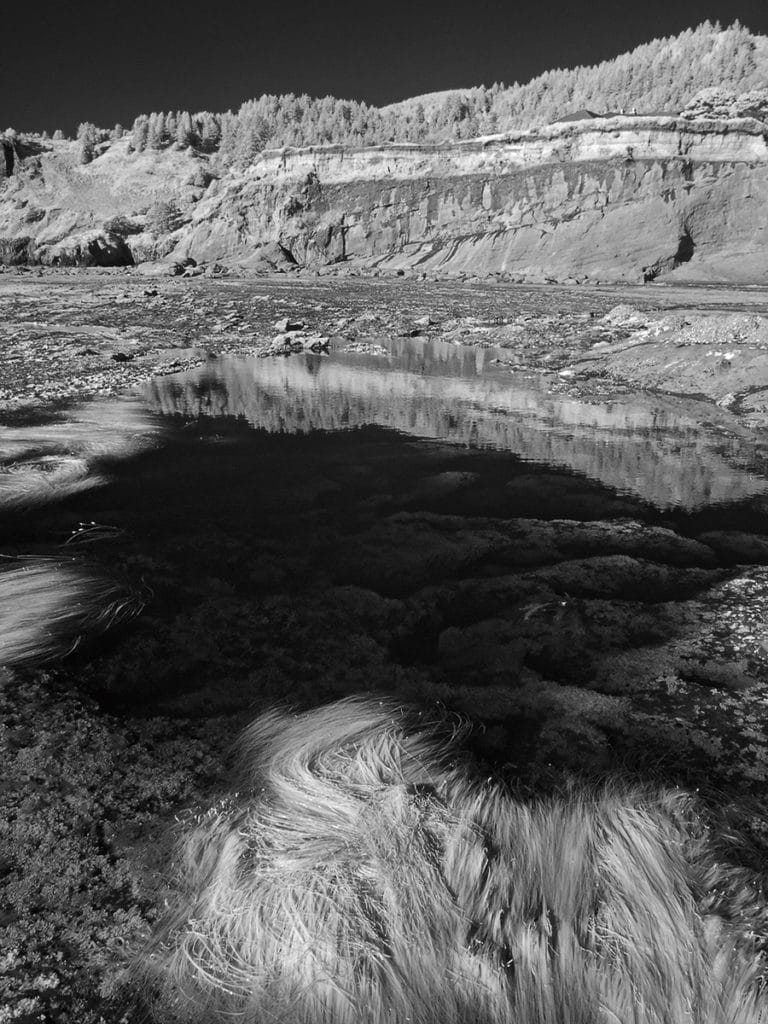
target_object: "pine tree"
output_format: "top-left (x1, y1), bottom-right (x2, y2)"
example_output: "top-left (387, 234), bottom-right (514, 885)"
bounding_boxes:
top-left (77, 121), bottom-right (97, 164)
top-left (217, 111), bottom-right (239, 162)
top-left (198, 112), bottom-right (222, 152)
top-left (176, 110), bottom-right (194, 148)
top-left (234, 113), bottom-right (271, 166)
top-left (132, 115), bottom-right (149, 152)
top-left (165, 111), bottom-right (178, 142)
top-left (147, 112), bottom-right (166, 149)
top-left (102, 20), bottom-right (768, 158)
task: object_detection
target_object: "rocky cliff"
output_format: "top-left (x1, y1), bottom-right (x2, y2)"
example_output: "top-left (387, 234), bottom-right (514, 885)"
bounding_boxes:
top-left (2, 116), bottom-right (768, 282)
top-left (0, 136), bottom-right (206, 267)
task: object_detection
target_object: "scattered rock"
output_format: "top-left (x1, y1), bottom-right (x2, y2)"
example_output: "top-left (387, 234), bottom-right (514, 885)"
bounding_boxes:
top-left (274, 317), bottom-right (306, 332)
top-left (602, 304), bottom-right (647, 327)
top-left (266, 333), bottom-right (306, 355)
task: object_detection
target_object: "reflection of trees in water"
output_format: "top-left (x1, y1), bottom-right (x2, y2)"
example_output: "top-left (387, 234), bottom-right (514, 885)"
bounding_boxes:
top-left (143, 354), bottom-right (768, 510)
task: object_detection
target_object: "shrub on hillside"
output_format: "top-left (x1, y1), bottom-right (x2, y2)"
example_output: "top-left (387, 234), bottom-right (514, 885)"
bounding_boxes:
top-left (146, 200), bottom-right (183, 235)
top-left (682, 86), bottom-right (768, 121)
top-left (104, 214), bottom-right (143, 237)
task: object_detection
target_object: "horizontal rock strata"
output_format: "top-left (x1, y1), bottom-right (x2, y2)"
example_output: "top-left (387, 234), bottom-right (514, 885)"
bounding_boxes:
top-left (2, 117), bottom-right (768, 281)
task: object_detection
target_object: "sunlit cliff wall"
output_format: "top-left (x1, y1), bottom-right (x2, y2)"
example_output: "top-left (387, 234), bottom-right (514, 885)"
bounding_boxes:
top-left (174, 117), bottom-right (768, 282)
top-left (2, 117), bottom-right (768, 281)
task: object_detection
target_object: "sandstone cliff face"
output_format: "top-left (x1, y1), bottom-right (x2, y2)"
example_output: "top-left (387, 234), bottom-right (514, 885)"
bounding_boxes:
top-left (2, 117), bottom-right (768, 282)
top-left (173, 117), bottom-right (768, 283)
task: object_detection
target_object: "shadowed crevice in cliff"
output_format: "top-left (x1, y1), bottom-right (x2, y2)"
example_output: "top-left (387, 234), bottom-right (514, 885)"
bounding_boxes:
top-left (675, 227), bottom-right (696, 265)
top-left (642, 228), bottom-right (695, 282)
top-left (87, 235), bottom-right (135, 267)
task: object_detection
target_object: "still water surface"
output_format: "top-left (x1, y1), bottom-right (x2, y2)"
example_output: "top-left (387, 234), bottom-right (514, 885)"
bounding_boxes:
top-left (143, 336), bottom-right (768, 513)
top-left (4, 335), bottom-right (768, 730)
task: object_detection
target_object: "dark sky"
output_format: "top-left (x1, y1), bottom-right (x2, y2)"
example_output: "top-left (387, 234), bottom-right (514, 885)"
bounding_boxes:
top-left (4, 0), bottom-right (768, 134)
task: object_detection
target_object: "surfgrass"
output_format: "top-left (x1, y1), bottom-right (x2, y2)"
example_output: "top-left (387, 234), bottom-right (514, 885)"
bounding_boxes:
top-left (0, 560), bottom-right (146, 666)
top-left (0, 398), bottom-right (158, 512)
top-left (0, 455), bottom-right (105, 510)
top-left (0, 398), bottom-right (158, 663)
top-left (142, 697), bottom-right (768, 1024)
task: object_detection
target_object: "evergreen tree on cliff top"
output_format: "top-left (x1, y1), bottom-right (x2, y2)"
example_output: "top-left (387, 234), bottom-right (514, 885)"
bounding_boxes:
top-left (131, 115), bottom-right (149, 152)
top-left (76, 122), bottom-right (97, 164)
top-left (81, 19), bottom-right (767, 168)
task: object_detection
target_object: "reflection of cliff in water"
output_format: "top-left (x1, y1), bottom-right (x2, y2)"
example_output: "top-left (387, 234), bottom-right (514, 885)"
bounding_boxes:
top-left (143, 338), bottom-right (768, 511)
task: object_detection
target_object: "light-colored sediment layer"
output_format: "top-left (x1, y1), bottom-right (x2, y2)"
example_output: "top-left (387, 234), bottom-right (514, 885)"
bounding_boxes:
top-left (2, 117), bottom-right (768, 281)
top-left (250, 117), bottom-right (768, 182)
top-left (173, 118), bottom-right (768, 283)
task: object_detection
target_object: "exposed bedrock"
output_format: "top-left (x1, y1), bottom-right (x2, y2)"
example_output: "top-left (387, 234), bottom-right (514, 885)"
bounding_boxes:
top-left (2, 119), bottom-right (768, 280)
top-left (173, 120), bottom-right (768, 282)
top-left (0, 137), bottom-right (203, 267)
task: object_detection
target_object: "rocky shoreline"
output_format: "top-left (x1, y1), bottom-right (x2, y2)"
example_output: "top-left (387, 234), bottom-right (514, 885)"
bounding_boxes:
top-left (3, 273), bottom-right (768, 1022)
top-left (3, 272), bottom-right (768, 418)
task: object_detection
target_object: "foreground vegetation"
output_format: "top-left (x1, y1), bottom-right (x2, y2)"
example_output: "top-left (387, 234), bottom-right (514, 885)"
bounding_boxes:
top-left (145, 698), bottom-right (768, 1023)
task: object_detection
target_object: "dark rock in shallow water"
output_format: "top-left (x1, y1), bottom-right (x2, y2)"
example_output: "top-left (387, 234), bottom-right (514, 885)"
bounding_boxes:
top-left (696, 530), bottom-right (768, 564)
top-left (402, 471), bottom-right (480, 504)
top-left (527, 555), bottom-right (717, 601)
top-left (332, 513), bottom-right (720, 597)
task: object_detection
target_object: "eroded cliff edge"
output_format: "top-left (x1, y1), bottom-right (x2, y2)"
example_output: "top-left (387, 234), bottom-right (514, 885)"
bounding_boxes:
top-left (2, 116), bottom-right (768, 283)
